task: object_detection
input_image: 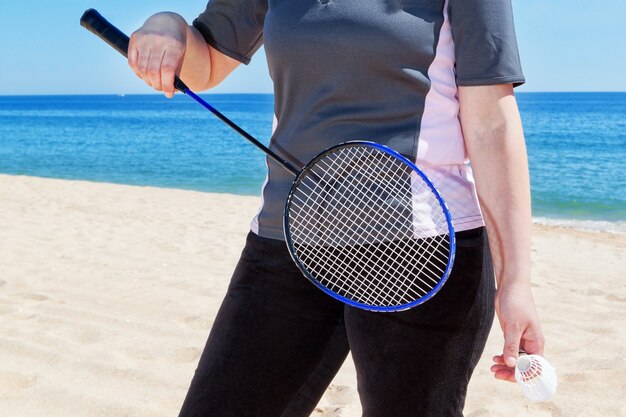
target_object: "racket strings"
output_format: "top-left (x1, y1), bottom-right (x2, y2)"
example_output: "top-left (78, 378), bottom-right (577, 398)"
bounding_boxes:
top-left (297, 236), bottom-right (428, 300)
top-left (292, 148), bottom-right (449, 254)
top-left (293, 235), bottom-right (446, 307)
top-left (309, 237), bottom-right (447, 305)
top-left (298, 234), bottom-right (449, 306)
top-left (291, 215), bottom-right (450, 294)
top-left (290, 164), bottom-right (447, 286)
top-left (287, 144), bottom-right (451, 308)
top-left (291, 214), bottom-right (448, 293)
top-left (321, 149), bottom-right (449, 238)
top-left (292, 150), bottom-right (448, 243)
top-left (290, 146), bottom-right (448, 304)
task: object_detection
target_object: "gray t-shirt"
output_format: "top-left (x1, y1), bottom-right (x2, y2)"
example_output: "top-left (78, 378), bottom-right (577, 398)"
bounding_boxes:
top-left (194, 0), bottom-right (524, 240)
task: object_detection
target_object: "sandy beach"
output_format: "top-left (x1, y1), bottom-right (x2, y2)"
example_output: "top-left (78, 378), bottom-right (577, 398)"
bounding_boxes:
top-left (1, 174), bottom-right (624, 417)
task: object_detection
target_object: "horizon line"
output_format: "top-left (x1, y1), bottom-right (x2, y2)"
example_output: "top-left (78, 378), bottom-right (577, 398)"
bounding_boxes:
top-left (1, 90), bottom-right (626, 97)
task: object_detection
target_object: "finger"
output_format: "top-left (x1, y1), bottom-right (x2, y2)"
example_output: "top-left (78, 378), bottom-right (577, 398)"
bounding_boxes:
top-left (493, 369), bottom-right (517, 383)
top-left (492, 355), bottom-right (505, 365)
top-left (503, 325), bottom-right (522, 368)
top-left (148, 51), bottom-right (164, 91)
top-left (128, 47), bottom-right (140, 78)
top-left (161, 48), bottom-right (180, 98)
top-left (136, 49), bottom-right (152, 87)
top-left (129, 32), bottom-right (151, 83)
top-left (520, 330), bottom-right (545, 357)
top-left (491, 364), bottom-right (516, 381)
top-left (128, 34), bottom-right (139, 76)
top-left (489, 365), bottom-right (515, 375)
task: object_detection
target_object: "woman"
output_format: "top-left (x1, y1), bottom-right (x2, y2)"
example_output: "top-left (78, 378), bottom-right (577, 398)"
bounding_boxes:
top-left (129, 1), bottom-right (544, 415)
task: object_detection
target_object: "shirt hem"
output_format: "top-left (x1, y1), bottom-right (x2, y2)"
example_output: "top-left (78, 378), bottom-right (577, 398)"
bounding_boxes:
top-left (251, 215), bottom-right (485, 242)
top-left (456, 75), bottom-right (525, 88)
top-left (451, 216), bottom-right (485, 232)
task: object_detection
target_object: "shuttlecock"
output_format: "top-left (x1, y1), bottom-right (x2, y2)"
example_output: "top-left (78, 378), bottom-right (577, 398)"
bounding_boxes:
top-left (514, 353), bottom-right (557, 402)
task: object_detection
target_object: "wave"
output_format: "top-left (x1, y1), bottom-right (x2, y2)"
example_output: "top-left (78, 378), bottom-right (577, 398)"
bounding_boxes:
top-left (532, 217), bottom-right (626, 235)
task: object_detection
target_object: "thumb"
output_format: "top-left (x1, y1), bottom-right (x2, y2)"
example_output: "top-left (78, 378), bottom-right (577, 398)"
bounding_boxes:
top-left (503, 325), bottom-right (522, 368)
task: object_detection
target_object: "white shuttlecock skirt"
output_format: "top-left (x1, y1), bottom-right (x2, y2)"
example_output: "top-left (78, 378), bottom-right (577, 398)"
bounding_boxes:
top-left (515, 354), bottom-right (558, 402)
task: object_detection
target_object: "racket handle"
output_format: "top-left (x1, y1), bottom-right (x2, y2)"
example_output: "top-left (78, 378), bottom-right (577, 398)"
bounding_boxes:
top-left (80, 9), bottom-right (189, 92)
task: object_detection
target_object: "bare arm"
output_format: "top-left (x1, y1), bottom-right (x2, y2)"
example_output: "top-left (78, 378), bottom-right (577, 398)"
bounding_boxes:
top-left (459, 84), bottom-right (544, 382)
top-left (128, 12), bottom-right (241, 97)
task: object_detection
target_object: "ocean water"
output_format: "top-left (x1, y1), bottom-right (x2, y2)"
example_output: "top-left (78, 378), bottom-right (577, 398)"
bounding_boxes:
top-left (517, 93), bottom-right (626, 232)
top-left (0, 93), bottom-right (624, 230)
top-left (0, 94), bottom-right (274, 195)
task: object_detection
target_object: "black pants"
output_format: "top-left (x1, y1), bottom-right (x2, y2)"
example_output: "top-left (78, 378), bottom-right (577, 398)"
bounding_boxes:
top-left (178, 228), bottom-right (495, 417)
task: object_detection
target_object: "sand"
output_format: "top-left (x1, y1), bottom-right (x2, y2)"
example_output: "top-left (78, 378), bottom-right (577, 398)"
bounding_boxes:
top-left (1, 174), bottom-right (624, 417)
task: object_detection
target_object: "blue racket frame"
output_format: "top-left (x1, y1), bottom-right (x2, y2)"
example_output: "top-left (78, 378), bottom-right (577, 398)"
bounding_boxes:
top-left (284, 141), bottom-right (456, 312)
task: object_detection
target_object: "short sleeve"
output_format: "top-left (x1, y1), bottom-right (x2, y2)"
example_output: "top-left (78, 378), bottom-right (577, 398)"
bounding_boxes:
top-left (448, 0), bottom-right (525, 87)
top-left (193, 0), bottom-right (268, 65)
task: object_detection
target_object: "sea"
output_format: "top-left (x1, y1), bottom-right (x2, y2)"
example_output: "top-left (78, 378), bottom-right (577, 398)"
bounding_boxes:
top-left (0, 92), bottom-right (624, 233)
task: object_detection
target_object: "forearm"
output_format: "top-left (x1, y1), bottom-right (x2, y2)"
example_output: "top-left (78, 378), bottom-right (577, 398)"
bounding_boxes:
top-left (459, 85), bottom-right (531, 289)
top-left (179, 22), bottom-right (213, 91)
top-left (180, 21), bottom-right (239, 90)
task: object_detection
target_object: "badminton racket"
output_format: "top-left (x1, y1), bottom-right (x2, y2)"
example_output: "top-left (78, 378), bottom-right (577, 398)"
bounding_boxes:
top-left (80, 9), bottom-right (456, 312)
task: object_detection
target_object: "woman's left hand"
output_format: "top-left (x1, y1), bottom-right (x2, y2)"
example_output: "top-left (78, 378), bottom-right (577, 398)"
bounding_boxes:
top-left (491, 281), bottom-right (545, 382)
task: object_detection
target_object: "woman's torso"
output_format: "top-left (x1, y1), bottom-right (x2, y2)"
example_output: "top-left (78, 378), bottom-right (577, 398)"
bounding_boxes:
top-left (251, 0), bottom-right (483, 239)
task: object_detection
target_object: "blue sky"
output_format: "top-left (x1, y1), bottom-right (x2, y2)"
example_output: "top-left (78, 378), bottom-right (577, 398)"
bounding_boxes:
top-left (1, 0), bottom-right (624, 95)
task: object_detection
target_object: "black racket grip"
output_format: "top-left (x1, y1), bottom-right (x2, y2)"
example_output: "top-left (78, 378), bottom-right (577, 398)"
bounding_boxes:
top-left (80, 8), bottom-right (189, 92)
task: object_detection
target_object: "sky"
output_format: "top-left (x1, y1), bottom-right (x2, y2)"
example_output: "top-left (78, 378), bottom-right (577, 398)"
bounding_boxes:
top-left (0, 0), bottom-right (625, 95)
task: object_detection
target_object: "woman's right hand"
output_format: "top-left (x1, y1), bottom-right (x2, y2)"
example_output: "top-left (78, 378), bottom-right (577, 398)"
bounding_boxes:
top-left (129, 12), bottom-right (188, 98)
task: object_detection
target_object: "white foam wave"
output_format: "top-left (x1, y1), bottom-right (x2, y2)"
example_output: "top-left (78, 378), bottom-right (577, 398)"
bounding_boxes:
top-left (532, 217), bottom-right (626, 235)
